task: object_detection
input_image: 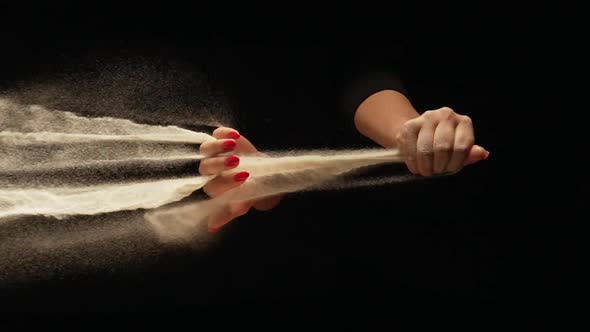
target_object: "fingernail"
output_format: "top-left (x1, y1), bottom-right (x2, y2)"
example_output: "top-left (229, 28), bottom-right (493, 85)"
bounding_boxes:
top-left (223, 140), bottom-right (236, 151)
top-left (225, 155), bottom-right (240, 167)
top-left (483, 150), bottom-right (490, 160)
top-left (208, 226), bottom-right (220, 233)
top-left (234, 171), bottom-right (249, 182)
top-left (228, 131), bottom-right (241, 140)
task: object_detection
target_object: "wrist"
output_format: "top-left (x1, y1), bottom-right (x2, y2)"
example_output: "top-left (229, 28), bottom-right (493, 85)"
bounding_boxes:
top-left (353, 89), bottom-right (418, 148)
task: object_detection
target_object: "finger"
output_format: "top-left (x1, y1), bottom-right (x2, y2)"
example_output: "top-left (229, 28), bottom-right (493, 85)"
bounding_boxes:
top-left (203, 170), bottom-right (249, 198)
top-left (199, 138), bottom-right (236, 156)
top-left (447, 116), bottom-right (475, 172)
top-left (465, 145), bottom-right (490, 165)
top-left (433, 120), bottom-right (456, 174)
top-left (212, 127), bottom-right (241, 140)
top-left (416, 122), bottom-right (436, 176)
top-left (211, 127), bottom-right (260, 155)
top-left (402, 119), bottom-right (421, 174)
top-left (208, 201), bottom-right (252, 233)
top-left (198, 155), bottom-right (240, 175)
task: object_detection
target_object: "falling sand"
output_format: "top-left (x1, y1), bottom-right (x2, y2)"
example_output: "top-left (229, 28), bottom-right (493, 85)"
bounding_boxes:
top-left (0, 94), bottom-right (436, 284)
top-left (1, 97), bottom-right (410, 230)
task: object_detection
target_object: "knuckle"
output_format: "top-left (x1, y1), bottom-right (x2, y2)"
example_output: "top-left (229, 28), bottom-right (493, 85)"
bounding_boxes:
top-left (417, 145), bottom-right (434, 156)
top-left (438, 107), bottom-right (454, 118)
top-left (460, 115), bottom-right (472, 125)
top-left (434, 142), bottom-right (452, 152)
top-left (403, 121), bottom-right (418, 134)
top-left (454, 144), bottom-right (470, 153)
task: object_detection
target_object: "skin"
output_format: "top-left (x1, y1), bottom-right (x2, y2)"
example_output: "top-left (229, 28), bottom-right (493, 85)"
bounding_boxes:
top-left (353, 90), bottom-right (489, 175)
top-left (198, 127), bottom-right (282, 232)
top-left (200, 89), bottom-right (489, 232)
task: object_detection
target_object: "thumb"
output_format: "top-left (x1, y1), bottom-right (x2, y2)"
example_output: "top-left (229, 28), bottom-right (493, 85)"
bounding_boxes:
top-left (464, 145), bottom-right (490, 165)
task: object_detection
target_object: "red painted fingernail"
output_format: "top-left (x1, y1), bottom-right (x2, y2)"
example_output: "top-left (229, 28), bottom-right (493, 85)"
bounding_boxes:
top-left (228, 131), bottom-right (240, 140)
top-left (208, 226), bottom-right (220, 233)
top-left (234, 171), bottom-right (249, 182)
top-left (223, 140), bottom-right (236, 151)
top-left (225, 155), bottom-right (240, 167)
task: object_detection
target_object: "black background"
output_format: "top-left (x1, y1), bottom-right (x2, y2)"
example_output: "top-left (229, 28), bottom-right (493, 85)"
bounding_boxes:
top-left (0, 2), bottom-right (578, 327)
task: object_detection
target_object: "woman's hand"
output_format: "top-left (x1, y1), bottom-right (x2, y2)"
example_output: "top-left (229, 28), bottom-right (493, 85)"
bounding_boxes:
top-left (395, 107), bottom-right (489, 176)
top-left (198, 126), bottom-right (283, 233)
top-left (354, 90), bottom-right (489, 177)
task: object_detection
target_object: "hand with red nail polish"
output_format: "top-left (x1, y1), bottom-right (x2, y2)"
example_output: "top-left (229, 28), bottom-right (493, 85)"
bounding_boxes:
top-left (198, 126), bottom-right (284, 234)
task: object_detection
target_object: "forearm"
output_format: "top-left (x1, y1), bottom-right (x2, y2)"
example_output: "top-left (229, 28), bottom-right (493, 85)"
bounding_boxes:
top-left (354, 89), bottom-right (419, 148)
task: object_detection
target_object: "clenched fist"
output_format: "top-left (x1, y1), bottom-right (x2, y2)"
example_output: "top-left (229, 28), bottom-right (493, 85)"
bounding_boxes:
top-left (396, 107), bottom-right (489, 176)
